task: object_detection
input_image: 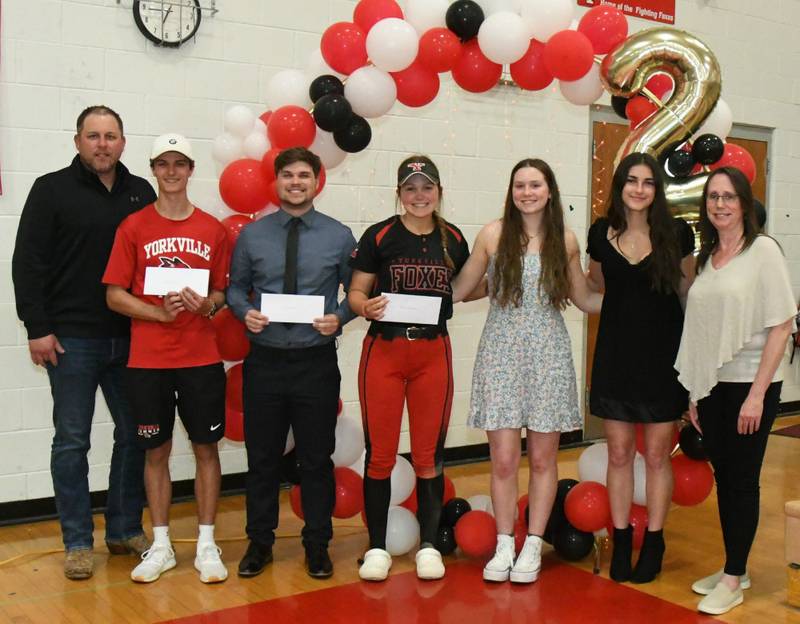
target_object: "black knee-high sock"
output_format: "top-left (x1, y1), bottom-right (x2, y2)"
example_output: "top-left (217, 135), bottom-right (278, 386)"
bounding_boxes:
top-left (364, 476), bottom-right (391, 549)
top-left (416, 475), bottom-right (444, 547)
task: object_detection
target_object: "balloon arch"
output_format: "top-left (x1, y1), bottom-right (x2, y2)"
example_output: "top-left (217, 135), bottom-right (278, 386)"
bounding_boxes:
top-left (212, 0), bottom-right (746, 564)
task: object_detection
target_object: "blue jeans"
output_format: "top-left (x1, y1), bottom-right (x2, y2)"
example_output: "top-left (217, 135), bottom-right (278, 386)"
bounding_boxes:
top-left (47, 337), bottom-right (145, 551)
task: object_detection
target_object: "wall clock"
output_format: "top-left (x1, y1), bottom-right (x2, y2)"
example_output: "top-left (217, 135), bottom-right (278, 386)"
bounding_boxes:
top-left (133, 0), bottom-right (201, 47)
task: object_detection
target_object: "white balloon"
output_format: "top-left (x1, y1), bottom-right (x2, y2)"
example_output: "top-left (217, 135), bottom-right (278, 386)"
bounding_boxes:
top-left (366, 18), bottom-right (419, 72)
top-left (559, 63), bottom-right (604, 105)
top-left (242, 129), bottom-right (270, 160)
top-left (348, 449), bottom-right (366, 477)
top-left (344, 65), bottom-right (397, 118)
top-left (476, 0), bottom-right (519, 15)
top-left (212, 132), bottom-right (243, 165)
top-left (253, 117), bottom-right (267, 134)
top-left (306, 47), bottom-right (345, 80)
top-left (331, 414), bottom-right (366, 468)
top-left (405, 0), bottom-right (448, 35)
top-left (478, 12), bottom-right (530, 64)
top-left (385, 506), bottom-right (420, 555)
top-left (223, 105), bottom-right (256, 138)
top-left (632, 452), bottom-right (648, 506)
top-left (577, 442), bottom-right (608, 484)
top-left (520, 0), bottom-right (574, 42)
top-left (265, 69), bottom-right (312, 110)
top-left (467, 494), bottom-right (494, 516)
top-left (389, 455), bottom-right (416, 505)
top-left (694, 98), bottom-right (733, 141)
top-left (309, 129), bottom-right (347, 169)
top-left (284, 428), bottom-right (295, 455)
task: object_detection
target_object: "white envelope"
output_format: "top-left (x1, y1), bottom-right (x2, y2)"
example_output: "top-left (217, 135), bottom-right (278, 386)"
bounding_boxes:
top-left (380, 292), bottom-right (442, 325)
top-left (261, 293), bottom-right (325, 324)
top-left (143, 267), bottom-right (209, 296)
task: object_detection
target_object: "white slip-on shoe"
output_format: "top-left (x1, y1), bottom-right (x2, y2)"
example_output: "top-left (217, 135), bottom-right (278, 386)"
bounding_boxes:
top-left (691, 569), bottom-right (751, 595)
top-left (510, 535), bottom-right (542, 584)
top-left (194, 543), bottom-right (228, 583)
top-left (131, 544), bottom-right (177, 583)
top-left (697, 581), bottom-right (744, 615)
top-left (483, 535), bottom-right (515, 582)
top-left (415, 547), bottom-right (445, 580)
top-left (359, 548), bottom-right (392, 582)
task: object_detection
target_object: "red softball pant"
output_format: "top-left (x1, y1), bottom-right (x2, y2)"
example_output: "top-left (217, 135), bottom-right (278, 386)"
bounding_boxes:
top-left (358, 334), bottom-right (454, 480)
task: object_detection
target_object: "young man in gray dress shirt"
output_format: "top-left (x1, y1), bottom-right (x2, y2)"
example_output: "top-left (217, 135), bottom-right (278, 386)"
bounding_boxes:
top-left (227, 147), bottom-right (356, 579)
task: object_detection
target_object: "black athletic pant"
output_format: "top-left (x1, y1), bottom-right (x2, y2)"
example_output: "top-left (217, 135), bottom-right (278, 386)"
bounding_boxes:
top-left (243, 342), bottom-right (340, 548)
top-left (697, 381), bottom-right (781, 576)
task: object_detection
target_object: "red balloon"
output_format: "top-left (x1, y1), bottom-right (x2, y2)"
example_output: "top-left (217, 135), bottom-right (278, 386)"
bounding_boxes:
top-left (709, 143), bottom-right (757, 183)
top-left (543, 30), bottom-right (594, 82)
top-left (290, 484), bottom-right (304, 519)
top-left (392, 61), bottom-right (440, 107)
top-left (353, 0), bottom-right (403, 33)
top-left (646, 73), bottom-right (673, 100)
top-left (510, 39), bottom-right (553, 91)
top-left (443, 474), bottom-right (456, 503)
top-left (454, 510), bottom-right (497, 558)
top-left (626, 96), bottom-right (658, 128)
top-left (672, 454), bottom-right (714, 506)
top-left (267, 180), bottom-right (281, 208)
top-left (400, 486), bottom-right (418, 514)
top-left (451, 40), bottom-right (502, 94)
top-left (260, 147), bottom-right (281, 182)
top-left (219, 159), bottom-right (272, 215)
top-left (514, 519), bottom-right (527, 554)
top-left (267, 105), bottom-right (316, 150)
top-left (212, 307), bottom-right (250, 362)
top-left (224, 406), bottom-right (244, 442)
top-left (565, 481), bottom-right (611, 533)
top-left (418, 27), bottom-right (462, 73)
top-left (317, 165), bottom-right (327, 195)
top-left (220, 214), bottom-right (253, 251)
top-left (333, 467), bottom-right (364, 518)
top-left (259, 110), bottom-right (272, 126)
top-left (225, 363), bottom-right (243, 413)
top-left (321, 22), bottom-right (368, 75)
top-left (577, 6), bottom-right (628, 55)
top-left (336, 396), bottom-right (343, 416)
top-left (517, 494), bottom-right (529, 525)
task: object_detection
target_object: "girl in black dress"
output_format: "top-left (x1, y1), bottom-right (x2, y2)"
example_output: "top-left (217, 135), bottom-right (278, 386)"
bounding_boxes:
top-left (586, 152), bottom-right (695, 583)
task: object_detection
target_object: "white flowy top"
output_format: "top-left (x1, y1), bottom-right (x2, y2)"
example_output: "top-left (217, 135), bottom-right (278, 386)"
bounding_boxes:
top-left (675, 235), bottom-right (796, 402)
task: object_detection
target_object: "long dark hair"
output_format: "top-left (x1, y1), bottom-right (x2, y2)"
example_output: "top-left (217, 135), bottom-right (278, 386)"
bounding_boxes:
top-left (492, 158), bottom-right (570, 310)
top-left (607, 152), bottom-right (681, 293)
top-left (696, 166), bottom-right (759, 273)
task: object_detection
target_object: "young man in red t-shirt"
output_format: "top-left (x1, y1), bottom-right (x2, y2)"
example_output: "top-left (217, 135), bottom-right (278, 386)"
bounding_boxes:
top-left (103, 134), bottom-right (229, 584)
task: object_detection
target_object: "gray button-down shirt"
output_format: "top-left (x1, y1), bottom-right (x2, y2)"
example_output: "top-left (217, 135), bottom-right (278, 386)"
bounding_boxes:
top-left (227, 207), bottom-right (357, 349)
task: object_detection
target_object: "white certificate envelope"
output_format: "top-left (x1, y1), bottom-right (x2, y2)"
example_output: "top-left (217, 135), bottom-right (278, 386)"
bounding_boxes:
top-left (143, 267), bottom-right (209, 296)
top-left (261, 294), bottom-right (324, 324)
top-left (380, 293), bottom-right (442, 325)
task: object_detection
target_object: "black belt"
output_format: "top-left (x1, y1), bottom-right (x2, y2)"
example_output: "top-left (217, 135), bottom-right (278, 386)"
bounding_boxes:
top-left (370, 325), bottom-right (446, 341)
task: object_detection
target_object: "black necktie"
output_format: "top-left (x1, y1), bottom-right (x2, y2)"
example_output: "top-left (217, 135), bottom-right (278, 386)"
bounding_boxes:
top-left (283, 217), bottom-right (301, 294)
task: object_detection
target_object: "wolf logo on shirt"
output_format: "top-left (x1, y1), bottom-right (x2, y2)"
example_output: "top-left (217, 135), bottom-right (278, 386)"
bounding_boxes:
top-left (159, 256), bottom-right (191, 269)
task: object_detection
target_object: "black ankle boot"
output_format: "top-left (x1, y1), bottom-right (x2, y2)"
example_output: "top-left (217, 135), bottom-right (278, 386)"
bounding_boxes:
top-left (631, 529), bottom-right (664, 584)
top-left (610, 526), bottom-right (633, 582)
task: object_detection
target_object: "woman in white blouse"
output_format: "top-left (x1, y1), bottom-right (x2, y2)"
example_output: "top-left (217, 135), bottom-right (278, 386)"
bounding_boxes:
top-left (675, 166), bottom-right (796, 616)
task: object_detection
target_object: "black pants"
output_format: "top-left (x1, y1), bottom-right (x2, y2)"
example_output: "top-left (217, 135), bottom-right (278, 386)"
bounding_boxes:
top-left (697, 381), bottom-right (781, 576)
top-left (243, 342), bottom-right (340, 547)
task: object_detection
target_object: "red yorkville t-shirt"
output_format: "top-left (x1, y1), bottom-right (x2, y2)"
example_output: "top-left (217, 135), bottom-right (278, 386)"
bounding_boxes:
top-left (103, 204), bottom-right (229, 369)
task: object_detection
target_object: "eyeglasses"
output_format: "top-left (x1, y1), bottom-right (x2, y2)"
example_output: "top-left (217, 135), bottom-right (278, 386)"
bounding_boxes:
top-left (707, 193), bottom-right (739, 204)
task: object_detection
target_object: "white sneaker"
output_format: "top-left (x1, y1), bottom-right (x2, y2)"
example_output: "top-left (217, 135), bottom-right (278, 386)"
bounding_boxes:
top-left (483, 535), bottom-right (515, 582)
top-left (697, 581), bottom-right (744, 615)
top-left (359, 548), bottom-right (392, 581)
top-left (510, 535), bottom-right (542, 583)
top-left (194, 543), bottom-right (228, 583)
top-left (415, 547), bottom-right (445, 580)
top-left (131, 544), bottom-right (176, 583)
top-left (692, 569), bottom-right (751, 595)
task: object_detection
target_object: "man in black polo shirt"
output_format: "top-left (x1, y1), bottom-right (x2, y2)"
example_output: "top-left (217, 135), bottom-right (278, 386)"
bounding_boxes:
top-left (12, 106), bottom-right (156, 580)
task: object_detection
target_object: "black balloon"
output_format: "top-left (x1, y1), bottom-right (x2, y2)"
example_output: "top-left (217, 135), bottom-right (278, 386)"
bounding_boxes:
top-left (667, 149), bottom-right (695, 178)
top-left (692, 133), bottom-right (724, 165)
top-left (309, 74), bottom-right (345, 103)
top-left (442, 497), bottom-right (472, 527)
top-left (313, 94), bottom-right (353, 132)
top-left (611, 95), bottom-right (629, 119)
top-left (435, 525), bottom-right (457, 555)
top-left (678, 425), bottom-right (707, 461)
top-left (553, 523), bottom-right (594, 561)
top-left (279, 450), bottom-right (301, 485)
top-left (544, 478), bottom-right (578, 543)
top-left (333, 114), bottom-right (372, 153)
top-left (445, 0), bottom-right (484, 42)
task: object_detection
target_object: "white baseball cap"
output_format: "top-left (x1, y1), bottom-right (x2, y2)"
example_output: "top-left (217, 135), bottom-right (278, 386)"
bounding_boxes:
top-left (151, 133), bottom-right (193, 161)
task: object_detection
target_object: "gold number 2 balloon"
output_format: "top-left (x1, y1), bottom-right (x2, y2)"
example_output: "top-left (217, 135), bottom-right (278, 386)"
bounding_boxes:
top-left (600, 27), bottom-right (721, 217)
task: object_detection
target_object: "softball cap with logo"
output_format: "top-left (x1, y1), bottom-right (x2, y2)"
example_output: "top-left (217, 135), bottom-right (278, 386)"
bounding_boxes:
top-left (151, 133), bottom-right (193, 161)
top-left (397, 156), bottom-right (440, 186)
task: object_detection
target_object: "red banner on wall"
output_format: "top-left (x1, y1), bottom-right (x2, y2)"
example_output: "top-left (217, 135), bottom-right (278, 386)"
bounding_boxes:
top-left (578, 0), bottom-right (675, 25)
